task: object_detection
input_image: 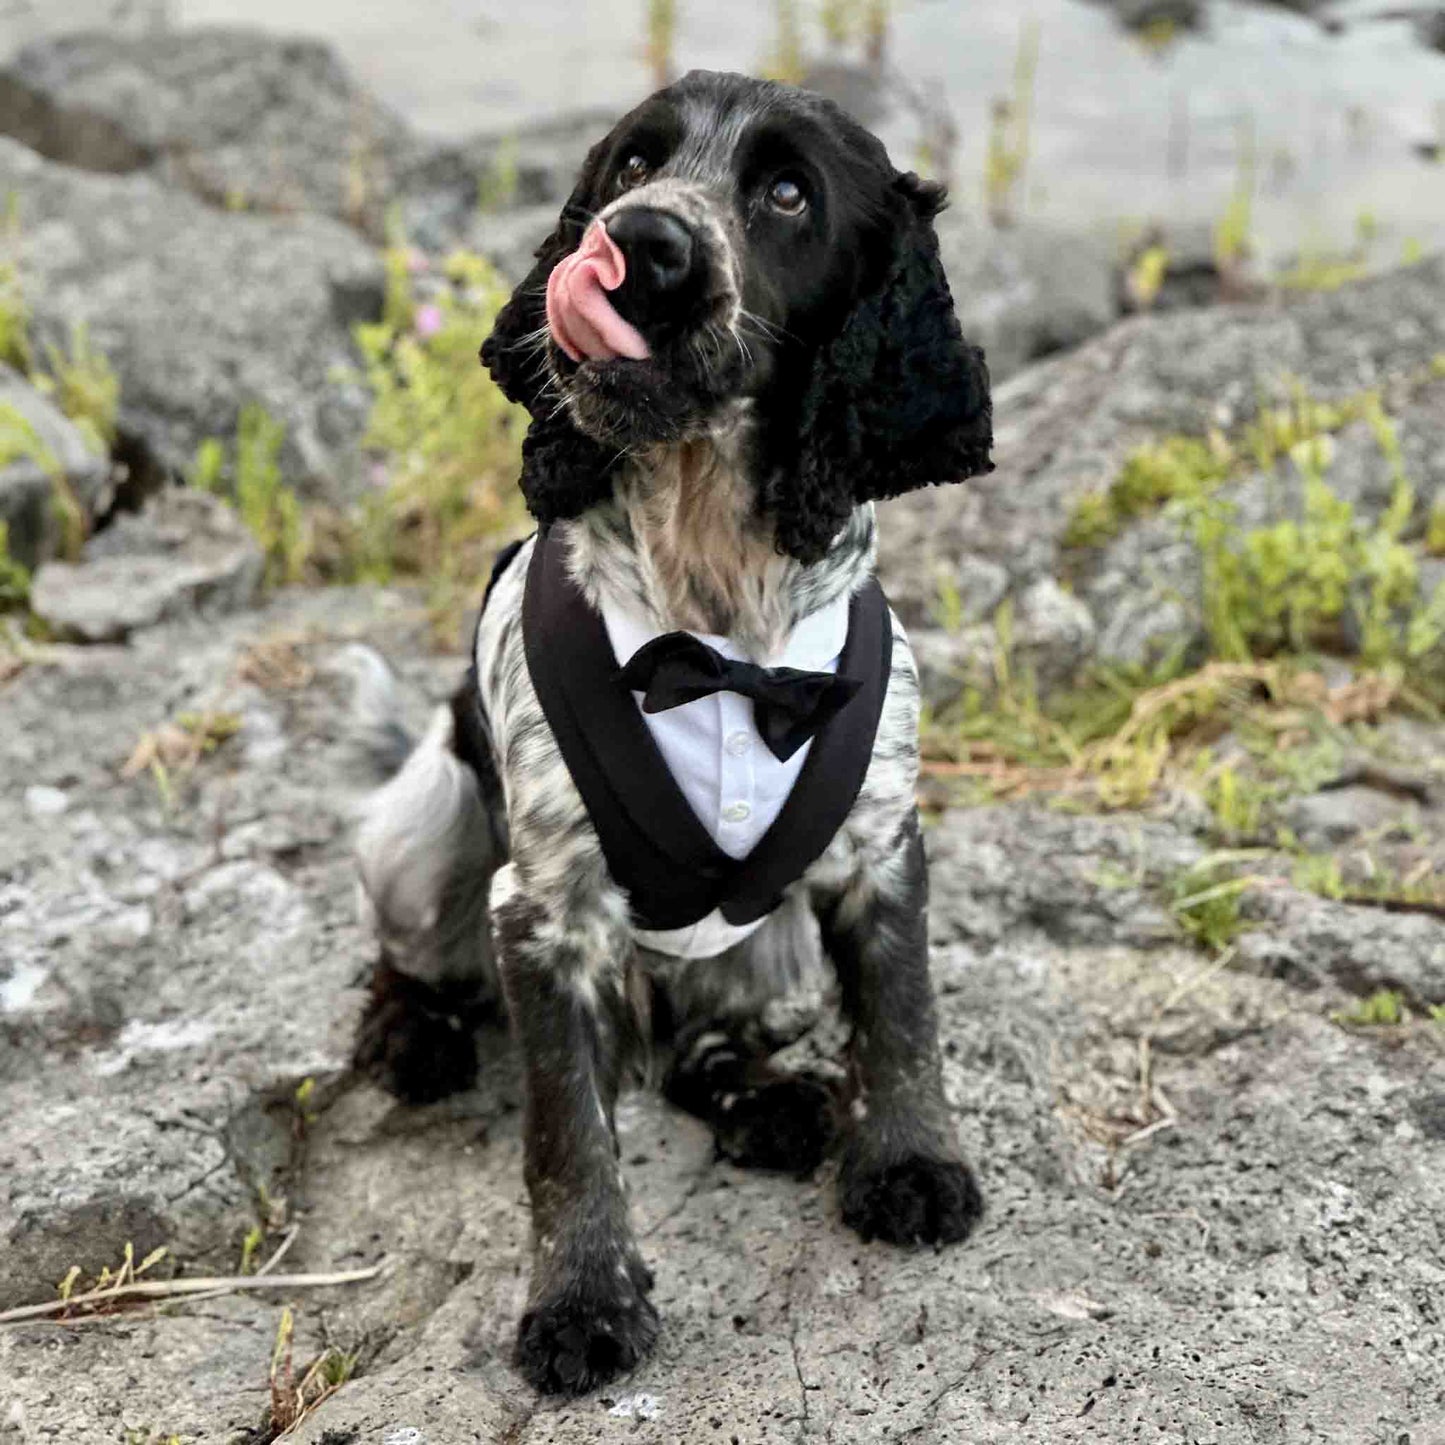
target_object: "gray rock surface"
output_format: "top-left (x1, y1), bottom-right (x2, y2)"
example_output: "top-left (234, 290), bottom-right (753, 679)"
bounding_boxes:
top-left (463, 202), bottom-right (563, 285)
top-left (0, 30), bottom-right (615, 252)
top-left (30, 487), bottom-right (263, 641)
top-left (936, 214), bottom-right (1121, 385)
top-left (0, 363), bottom-right (112, 568)
top-left (2, 578), bottom-right (1443, 1441)
top-left (0, 28), bottom-right (477, 247)
top-left (0, 135), bottom-right (382, 504)
top-left (880, 256), bottom-right (1445, 691)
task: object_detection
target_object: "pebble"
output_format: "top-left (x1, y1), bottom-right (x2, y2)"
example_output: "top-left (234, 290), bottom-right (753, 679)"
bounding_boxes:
top-left (24, 785), bottom-right (69, 818)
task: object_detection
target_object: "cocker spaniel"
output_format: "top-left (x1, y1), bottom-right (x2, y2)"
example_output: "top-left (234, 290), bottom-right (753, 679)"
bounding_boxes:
top-left (350, 68), bottom-right (994, 1395)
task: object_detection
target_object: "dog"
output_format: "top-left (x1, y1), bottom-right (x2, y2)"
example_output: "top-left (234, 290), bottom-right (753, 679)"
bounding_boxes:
top-left (350, 68), bottom-right (994, 1396)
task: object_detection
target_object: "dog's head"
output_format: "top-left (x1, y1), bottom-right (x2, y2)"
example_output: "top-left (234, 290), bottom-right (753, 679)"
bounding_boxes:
top-left (481, 69), bottom-right (993, 564)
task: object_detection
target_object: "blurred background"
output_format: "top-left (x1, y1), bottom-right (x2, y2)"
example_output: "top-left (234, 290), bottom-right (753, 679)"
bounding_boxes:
top-left (2, 6), bottom-right (1444, 1443)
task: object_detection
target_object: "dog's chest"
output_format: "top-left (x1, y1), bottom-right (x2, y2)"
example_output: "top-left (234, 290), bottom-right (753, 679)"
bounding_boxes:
top-left (478, 531), bottom-right (892, 963)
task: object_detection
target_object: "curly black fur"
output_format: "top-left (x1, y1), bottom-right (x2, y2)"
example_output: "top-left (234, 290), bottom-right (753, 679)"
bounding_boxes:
top-left (478, 71), bottom-right (993, 562)
top-left (352, 956), bottom-right (493, 1104)
top-left (767, 175), bottom-right (994, 564)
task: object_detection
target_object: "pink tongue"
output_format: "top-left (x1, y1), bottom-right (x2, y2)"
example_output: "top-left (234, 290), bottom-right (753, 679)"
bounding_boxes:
top-left (545, 221), bottom-right (651, 363)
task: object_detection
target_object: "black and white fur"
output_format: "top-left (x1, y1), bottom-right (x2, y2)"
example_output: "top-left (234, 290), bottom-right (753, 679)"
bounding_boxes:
top-left (351, 70), bottom-right (994, 1396)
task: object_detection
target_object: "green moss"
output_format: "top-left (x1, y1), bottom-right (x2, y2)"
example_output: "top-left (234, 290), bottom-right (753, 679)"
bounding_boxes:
top-left (1332, 989), bottom-right (1406, 1028)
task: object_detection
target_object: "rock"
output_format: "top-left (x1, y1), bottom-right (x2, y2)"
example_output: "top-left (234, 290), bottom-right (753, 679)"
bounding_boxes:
top-left (908, 623), bottom-right (991, 709)
top-left (0, 364), bottom-right (112, 568)
top-left (1239, 886), bottom-right (1445, 1003)
top-left (937, 214), bottom-right (1121, 384)
top-left (461, 202), bottom-right (559, 284)
top-left (1011, 576), bottom-right (1098, 684)
top-left (30, 488), bottom-right (262, 642)
top-left (0, 136), bottom-right (382, 502)
top-left (0, 584), bottom-right (451, 1315)
top-left (879, 256), bottom-right (1445, 682)
top-left (3, 589), bottom-right (1444, 1437)
top-left (0, 30), bottom-right (617, 251)
top-left (0, 29), bottom-right (482, 247)
top-left (457, 108), bottom-right (617, 210)
top-left (1281, 785), bottom-right (1424, 850)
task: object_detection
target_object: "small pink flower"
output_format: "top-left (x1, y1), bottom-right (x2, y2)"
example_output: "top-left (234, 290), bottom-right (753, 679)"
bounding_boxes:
top-left (369, 461), bottom-right (390, 490)
top-left (403, 247), bottom-right (429, 274)
top-left (413, 304), bottom-right (444, 339)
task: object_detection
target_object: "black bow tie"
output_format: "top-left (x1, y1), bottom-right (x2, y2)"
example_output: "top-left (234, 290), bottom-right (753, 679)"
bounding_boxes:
top-left (617, 632), bottom-right (862, 762)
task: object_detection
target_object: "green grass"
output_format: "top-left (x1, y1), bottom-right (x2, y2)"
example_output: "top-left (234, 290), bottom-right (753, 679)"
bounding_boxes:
top-left (1202, 762), bottom-right (1269, 840)
top-left (0, 520), bottom-right (30, 610)
top-left (1193, 456), bottom-right (1442, 671)
top-left (983, 19), bottom-right (1040, 227)
top-left (181, 243), bottom-right (529, 631)
top-left (191, 405), bottom-right (308, 585)
top-left (1213, 118), bottom-right (1256, 278)
top-left (344, 243), bottom-right (528, 622)
top-left (0, 221), bottom-right (120, 562)
top-left (1169, 857), bottom-right (1257, 953)
top-left (1427, 498), bottom-right (1445, 557)
top-left (0, 258), bottom-right (29, 373)
top-left (645, 0), bottom-right (678, 88)
top-left (39, 322), bottom-right (118, 455)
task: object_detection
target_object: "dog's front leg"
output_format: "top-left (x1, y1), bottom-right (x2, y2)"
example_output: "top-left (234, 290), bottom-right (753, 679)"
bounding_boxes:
top-left (816, 812), bottom-right (984, 1246)
top-left (491, 863), bottom-right (658, 1394)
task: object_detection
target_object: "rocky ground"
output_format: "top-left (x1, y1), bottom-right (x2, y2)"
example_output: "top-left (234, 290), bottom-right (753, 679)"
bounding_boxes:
top-left (2, 18), bottom-right (1445, 1445)
top-left (2, 564), bottom-right (1443, 1444)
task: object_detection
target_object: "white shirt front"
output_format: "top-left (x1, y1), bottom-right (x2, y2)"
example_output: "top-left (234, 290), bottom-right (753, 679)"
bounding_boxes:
top-left (599, 592), bottom-right (851, 959)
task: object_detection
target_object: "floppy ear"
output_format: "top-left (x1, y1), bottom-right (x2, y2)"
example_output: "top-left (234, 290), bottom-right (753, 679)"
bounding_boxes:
top-left (765, 173), bottom-right (994, 565)
top-left (480, 139), bottom-right (623, 524)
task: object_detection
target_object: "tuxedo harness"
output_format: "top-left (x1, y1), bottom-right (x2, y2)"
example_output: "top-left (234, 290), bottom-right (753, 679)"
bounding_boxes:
top-left (489, 529), bottom-right (892, 959)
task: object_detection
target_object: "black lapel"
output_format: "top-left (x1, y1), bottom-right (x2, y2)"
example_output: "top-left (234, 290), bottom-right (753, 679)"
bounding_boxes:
top-left (717, 579), bottom-right (892, 924)
top-left (523, 527), bottom-right (735, 931)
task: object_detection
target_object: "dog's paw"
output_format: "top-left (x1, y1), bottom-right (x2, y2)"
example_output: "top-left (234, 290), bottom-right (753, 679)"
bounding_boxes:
top-left (839, 1152), bottom-right (984, 1246)
top-left (514, 1287), bottom-right (661, 1395)
top-left (352, 964), bottom-right (481, 1105)
top-left (713, 1075), bottom-right (838, 1176)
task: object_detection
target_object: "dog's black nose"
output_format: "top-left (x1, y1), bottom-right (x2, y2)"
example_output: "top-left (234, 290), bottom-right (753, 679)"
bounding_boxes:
top-left (608, 208), bottom-right (696, 294)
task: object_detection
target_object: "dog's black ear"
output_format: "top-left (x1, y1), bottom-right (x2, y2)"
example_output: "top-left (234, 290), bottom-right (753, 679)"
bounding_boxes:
top-left (480, 138), bottom-right (623, 524)
top-left (767, 173), bottom-right (994, 565)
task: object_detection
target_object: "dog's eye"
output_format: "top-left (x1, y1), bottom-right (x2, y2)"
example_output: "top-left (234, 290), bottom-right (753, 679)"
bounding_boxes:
top-left (766, 174), bottom-right (808, 216)
top-left (617, 153), bottom-right (652, 191)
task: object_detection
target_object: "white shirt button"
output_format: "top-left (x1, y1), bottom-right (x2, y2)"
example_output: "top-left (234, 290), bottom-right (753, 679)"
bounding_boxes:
top-left (724, 730), bottom-right (752, 757)
top-left (722, 801), bottom-right (752, 823)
